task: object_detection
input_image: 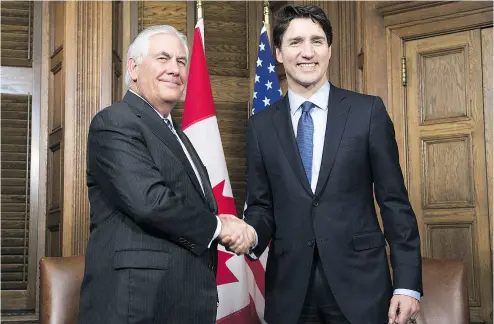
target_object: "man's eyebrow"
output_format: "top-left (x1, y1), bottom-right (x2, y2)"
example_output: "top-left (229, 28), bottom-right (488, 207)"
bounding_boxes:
top-left (286, 36), bottom-right (303, 42)
top-left (311, 35), bottom-right (326, 41)
top-left (156, 51), bottom-right (171, 58)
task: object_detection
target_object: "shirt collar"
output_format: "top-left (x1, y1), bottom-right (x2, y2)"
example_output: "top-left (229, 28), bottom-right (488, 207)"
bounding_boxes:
top-left (288, 81), bottom-right (330, 115)
top-left (128, 88), bottom-right (174, 125)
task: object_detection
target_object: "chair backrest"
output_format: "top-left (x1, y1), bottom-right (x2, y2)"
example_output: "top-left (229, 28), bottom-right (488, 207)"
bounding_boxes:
top-left (39, 256), bottom-right (85, 324)
top-left (417, 258), bottom-right (470, 324)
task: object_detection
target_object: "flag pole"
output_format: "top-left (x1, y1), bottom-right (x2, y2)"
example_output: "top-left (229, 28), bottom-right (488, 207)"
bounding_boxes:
top-left (196, 0), bottom-right (203, 21)
top-left (263, 1), bottom-right (271, 43)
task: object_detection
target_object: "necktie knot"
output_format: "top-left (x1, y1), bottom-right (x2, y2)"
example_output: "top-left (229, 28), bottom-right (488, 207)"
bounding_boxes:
top-left (301, 101), bottom-right (314, 114)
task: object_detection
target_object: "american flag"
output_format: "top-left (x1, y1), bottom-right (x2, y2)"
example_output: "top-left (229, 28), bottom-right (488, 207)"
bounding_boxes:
top-left (252, 24), bottom-right (283, 114)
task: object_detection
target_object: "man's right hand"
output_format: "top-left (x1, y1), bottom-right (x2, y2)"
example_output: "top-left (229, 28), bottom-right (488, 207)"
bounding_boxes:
top-left (218, 216), bottom-right (256, 255)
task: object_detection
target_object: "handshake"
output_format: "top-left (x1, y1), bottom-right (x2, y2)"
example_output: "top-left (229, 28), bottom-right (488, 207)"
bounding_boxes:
top-left (217, 214), bottom-right (256, 255)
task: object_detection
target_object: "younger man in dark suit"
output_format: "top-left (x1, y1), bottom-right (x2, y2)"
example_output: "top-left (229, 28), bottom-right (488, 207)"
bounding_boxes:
top-left (239, 4), bottom-right (422, 324)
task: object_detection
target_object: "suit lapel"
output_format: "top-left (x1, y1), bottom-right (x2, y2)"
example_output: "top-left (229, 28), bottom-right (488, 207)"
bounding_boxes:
top-left (272, 96), bottom-right (313, 196)
top-left (123, 91), bottom-right (205, 199)
top-left (314, 85), bottom-right (351, 197)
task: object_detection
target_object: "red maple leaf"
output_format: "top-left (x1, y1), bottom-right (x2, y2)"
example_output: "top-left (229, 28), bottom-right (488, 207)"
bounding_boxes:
top-left (212, 180), bottom-right (237, 216)
top-left (213, 180), bottom-right (240, 286)
top-left (216, 249), bottom-right (239, 286)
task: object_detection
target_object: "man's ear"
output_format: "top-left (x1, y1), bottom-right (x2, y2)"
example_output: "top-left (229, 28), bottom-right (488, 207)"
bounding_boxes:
top-left (275, 48), bottom-right (283, 64)
top-left (128, 57), bottom-right (138, 82)
top-left (327, 45), bottom-right (332, 60)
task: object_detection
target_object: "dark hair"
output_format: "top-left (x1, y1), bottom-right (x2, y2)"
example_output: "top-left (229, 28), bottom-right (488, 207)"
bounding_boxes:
top-left (273, 4), bottom-right (333, 49)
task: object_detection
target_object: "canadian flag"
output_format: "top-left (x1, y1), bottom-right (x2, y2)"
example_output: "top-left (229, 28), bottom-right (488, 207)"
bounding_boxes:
top-left (182, 18), bottom-right (267, 323)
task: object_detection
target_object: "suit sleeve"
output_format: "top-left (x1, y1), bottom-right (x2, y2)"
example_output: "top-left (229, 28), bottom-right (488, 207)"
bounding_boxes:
top-left (244, 118), bottom-right (275, 257)
top-left (87, 112), bottom-right (217, 255)
top-left (369, 96), bottom-right (423, 294)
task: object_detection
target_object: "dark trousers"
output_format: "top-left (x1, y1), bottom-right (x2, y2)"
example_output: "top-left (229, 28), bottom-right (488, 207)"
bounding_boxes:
top-left (297, 248), bottom-right (351, 324)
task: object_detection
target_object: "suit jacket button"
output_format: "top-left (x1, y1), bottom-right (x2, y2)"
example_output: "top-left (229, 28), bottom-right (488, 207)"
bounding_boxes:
top-left (190, 243), bottom-right (195, 249)
top-left (179, 238), bottom-right (186, 243)
top-left (308, 240), bottom-right (314, 247)
top-left (312, 200), bottom-right (319, 207)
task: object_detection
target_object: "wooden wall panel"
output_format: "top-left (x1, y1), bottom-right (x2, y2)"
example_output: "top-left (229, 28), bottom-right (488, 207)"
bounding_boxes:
top-left (1, 1), bottom-right (33, 67)
top-left (138, 1), bottom-right (187, 34)
top-left (422, 136), bottom-right (474, 208)
top-left (421, 50), bottom-right (468, 122)
top-left (362, 2), bottom-right (387, 101)
top-left (204, 1), bottom-right (248, 76)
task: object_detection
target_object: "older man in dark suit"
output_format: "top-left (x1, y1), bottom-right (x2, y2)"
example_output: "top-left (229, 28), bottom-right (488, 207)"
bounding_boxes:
top-left (78, 25), bottom-right (254, 324)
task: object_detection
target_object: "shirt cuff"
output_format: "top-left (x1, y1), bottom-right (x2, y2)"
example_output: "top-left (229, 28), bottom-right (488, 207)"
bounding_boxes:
top-left (393, 289), bottom-right (421, 302)
top-left (247, 227), bottom-right (259, 259)
top-left (208, 216), bottom-right (222, 248)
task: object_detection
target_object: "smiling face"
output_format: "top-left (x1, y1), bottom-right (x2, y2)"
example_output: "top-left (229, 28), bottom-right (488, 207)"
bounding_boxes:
top-left (276, 18), bottom-right (331, 96)
top-left (128, 32), bottom-right (187, 115)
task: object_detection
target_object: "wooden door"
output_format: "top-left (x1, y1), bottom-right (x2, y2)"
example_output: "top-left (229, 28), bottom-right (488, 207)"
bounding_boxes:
top-left (406, 29), bottom-right (492, 323)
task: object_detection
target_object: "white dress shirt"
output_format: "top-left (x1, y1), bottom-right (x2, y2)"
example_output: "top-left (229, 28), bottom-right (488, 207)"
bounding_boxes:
top-left (288, 81), bottom-right (330, 192)
top-left (128, 89), bottom-right (221, 246)
top-left (249, 82), bottom-right (420, 301)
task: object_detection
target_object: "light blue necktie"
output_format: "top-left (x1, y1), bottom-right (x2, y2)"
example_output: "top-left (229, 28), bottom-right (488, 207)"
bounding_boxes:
top-left (296, 101), bottom-right (314, 184)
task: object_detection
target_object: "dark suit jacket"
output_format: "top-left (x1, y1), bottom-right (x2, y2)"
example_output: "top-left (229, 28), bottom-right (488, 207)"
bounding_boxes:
top-left (78, 91), bottom-right (219, 324)
top-left (244, 85), bottom-right (422, 324)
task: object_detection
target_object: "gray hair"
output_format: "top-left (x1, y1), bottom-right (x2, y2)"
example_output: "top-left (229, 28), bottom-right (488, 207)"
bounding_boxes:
top-left (125, 25), bottom-right (189, 87)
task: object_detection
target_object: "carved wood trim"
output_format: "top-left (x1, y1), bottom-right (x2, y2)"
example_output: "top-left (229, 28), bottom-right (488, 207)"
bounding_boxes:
top-left (376, 1), bottom-right (492, 40)
top-left (32, 1), bottom-right (47, 315)
top-left (376, 1), bottom-right (444, 17)
top-left (62, 1), bottom-right (113, 256)
top-left (338, 1), bottom-right (357, 91)
top-left (121, 1), bottom-right (138, 96)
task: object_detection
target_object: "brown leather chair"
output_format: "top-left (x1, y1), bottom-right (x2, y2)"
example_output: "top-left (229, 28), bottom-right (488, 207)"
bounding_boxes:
top-left (417, 258), bottom-right (470, 324)
top-left (39, 256), bottom-right (85, 324)
top-left (38, 256), bottom-right (469, 324)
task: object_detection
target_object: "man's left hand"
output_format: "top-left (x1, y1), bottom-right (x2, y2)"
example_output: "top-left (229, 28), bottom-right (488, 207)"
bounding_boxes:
top-left (388, 295), bottom-right (420, 324)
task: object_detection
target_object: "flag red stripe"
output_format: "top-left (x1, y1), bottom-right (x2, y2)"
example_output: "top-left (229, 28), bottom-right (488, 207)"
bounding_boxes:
top-left (245, 257), bottom-right (266, 298)
top-left (216, 297), bottom-right (262, 324)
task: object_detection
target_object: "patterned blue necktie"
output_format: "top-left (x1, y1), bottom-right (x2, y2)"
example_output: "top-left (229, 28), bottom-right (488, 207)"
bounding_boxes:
top-left (296, 101), bottom-right (314, 184)
top-left (164, 118), bottom-right (174, 131)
